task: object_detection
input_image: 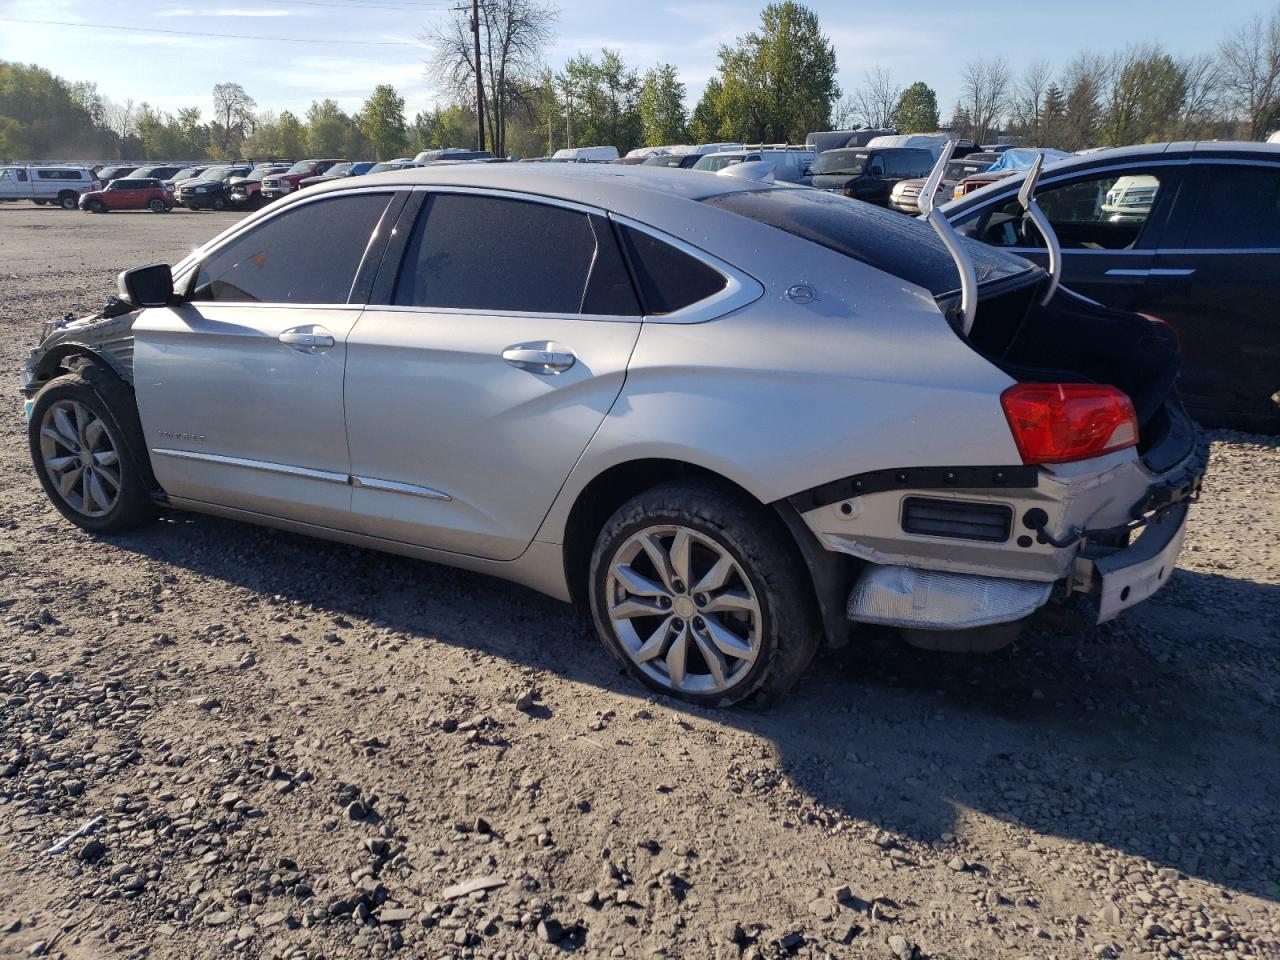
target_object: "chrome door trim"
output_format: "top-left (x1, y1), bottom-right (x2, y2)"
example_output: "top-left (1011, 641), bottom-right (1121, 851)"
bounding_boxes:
top-left (1148, 268), bottom-right (1196, 277)
top-left (1105, 268), bottom-right (1152, 277)
top-left (351, 475), bottom-right (451, 501)
top-left (151, 447), bottom-right (349, 484)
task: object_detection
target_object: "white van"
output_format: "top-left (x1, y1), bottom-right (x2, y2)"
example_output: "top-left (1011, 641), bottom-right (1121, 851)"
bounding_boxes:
top-left (551, 146), bottom-right (620, 163)
top-left (0, 166), bottom-right (99, 209)
top-left (864, 134), bottom-right (952, 158)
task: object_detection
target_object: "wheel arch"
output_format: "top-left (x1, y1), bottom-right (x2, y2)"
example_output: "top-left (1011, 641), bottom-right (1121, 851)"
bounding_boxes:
top-left (558, 457), bottom-right (854, 648)
top-left (32, 343), bottom-right (132, 388)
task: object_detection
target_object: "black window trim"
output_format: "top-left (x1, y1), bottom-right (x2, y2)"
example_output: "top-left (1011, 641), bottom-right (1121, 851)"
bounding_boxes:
top-left (175, 186), bottom-right (404, 307)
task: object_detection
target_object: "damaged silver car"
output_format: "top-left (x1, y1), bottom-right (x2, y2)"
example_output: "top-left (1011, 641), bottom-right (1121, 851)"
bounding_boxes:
top-left (21, 154), bottom-right (1204, 706)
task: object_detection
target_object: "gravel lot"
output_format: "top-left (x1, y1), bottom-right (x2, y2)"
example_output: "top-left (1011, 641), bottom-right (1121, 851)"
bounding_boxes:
top-left (0, 204), bottom-right (1277, 960)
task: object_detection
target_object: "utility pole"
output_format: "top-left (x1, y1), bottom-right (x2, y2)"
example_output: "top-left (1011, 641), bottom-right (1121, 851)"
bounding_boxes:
top-left (470, 0), bottom-right (485, 152)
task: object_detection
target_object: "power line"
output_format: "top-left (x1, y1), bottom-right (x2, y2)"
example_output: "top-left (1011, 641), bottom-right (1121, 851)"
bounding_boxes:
top-left (252, 0), bottom-right (454, 10)
top-left (0, 16), bottom-right (428, 45)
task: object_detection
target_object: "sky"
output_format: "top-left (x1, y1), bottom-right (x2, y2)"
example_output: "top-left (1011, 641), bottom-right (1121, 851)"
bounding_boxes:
top-left (0, 0), bottom-right (1270, 128)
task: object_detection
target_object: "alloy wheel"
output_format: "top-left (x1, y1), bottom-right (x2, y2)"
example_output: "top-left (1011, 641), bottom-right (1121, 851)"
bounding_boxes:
top-left (604, 524), bottom-right (762, 695)
top-left (38, 400), bottom-right (121, 518)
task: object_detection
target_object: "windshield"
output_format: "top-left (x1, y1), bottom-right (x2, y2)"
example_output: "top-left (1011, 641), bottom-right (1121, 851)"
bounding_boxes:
top-left (200, 166), bottom-right (229, 181)
top-left (945, 159), bottom-right (994, 180)
top-left (367, 162), bottom-right (403, 174)
top-left (810, 150), bottom-right (867, 176)
top-left (247, 164), bottom-right (276, 178)
top-left (287, 161), bottom-right (314, 174)
top-left (693, 154), bottom-right (750, 172)
top-left (327, 163), bottom-right (354, 176)
top-left (172, 167), bottom-right (203, 180)
top-left (703, 187), bottom-right (1033, 297)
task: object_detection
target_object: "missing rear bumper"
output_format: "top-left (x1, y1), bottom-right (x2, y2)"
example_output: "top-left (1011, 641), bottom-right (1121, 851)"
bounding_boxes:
top-left (846, 564), bottom-right (1052, 630)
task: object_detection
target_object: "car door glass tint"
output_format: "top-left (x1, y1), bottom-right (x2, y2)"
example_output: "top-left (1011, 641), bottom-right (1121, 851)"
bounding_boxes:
top-left (393, 194), bottom-right (640, 315)
top-left (618, 226), bottom-right (727, 315)
top-left (192, 193), bottom-right (390, 304)
top-left (1182, 166), bottom-right (1280, 249)
top-left (979, 171), bottom-right (1163, 250)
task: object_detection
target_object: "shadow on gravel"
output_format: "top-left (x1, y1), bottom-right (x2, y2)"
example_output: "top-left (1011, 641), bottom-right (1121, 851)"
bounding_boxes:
top-left (113, 513), bottom-right (1280, 903)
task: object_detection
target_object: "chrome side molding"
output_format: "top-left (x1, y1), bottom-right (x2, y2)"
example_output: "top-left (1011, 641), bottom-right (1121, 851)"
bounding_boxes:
top-left (917, 140), bottom-right (979, 337)
top-left (152, 448), bottom-right (451, 502)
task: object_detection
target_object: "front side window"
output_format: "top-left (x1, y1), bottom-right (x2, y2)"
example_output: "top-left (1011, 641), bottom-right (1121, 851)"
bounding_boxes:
top-left (192, 193), bottom-right (391, 304)
top-left (392, 194), bottom-right (640, 316)
top-left (973, 169), bottom-right (1166, 250)
top-left (1179, 165), bottom-right (1280, 249)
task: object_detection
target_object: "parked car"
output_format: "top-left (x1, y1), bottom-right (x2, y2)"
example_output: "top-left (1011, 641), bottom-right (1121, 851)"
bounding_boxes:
top-left (78, 178), bottom-right (174, 214)
top-left (805, 128), bottom-right (896, 153)
top-left (641, 153), bottom-right (703, 169)
top-left (94, 165), bottom-right (137, 184)
top-left (128, 165), bottom-right (184, 182)
top-left (952, 148), bottom-right (1075, 200)
top-left (809, 147), bottom-right (936, 205)
top-left (298, 161), bottom-right (376, 189)
top-left (164, 165), bottom-right (210, 191)
top-left (865, 134), bottom-right (958, 158)
top-left (0, 166), bottom-right (99, 209)
top-left (260, 159), bottom-right (347, 203)
top-left (691, 148), bottom-right (816, 184)
top-left (176, 164), bottom-right (251, 211)
top-left (229, 163), bottom-right (292, 209)
top-left (944, 141), bottom-right (1280, 432)
top-left (21, 163), bottom-right (1202, 707)
top-left (551, 146), bottom-right (620, 163)
top-left (413, 148), bottom-right (494, 163)
top-left (889, 152), bottom-right (1001, 214)
top-left (365, 161), bottom-right (419, 174)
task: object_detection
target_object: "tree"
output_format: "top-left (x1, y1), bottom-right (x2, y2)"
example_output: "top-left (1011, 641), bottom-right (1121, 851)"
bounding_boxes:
top-left (1010, 59), bottom-right (1052, 144)
top-left (359, 85), bottom-right (408, 160)
top-left (1100, 45), bottom-right (1186, 145)
top-left (959, 56), bottom-right (1010, 145)
top-left (212, 82), bottom-right (255, 154)
top-left (1218, 9), bottom-right (1280, 139)
top-left (893, 81), bottom-right (938, 134)
top-left (560, 49), bottom-right (642, 152)
top-left (1177, 52), bottom-right (1225, 140)
top-left (1060, 51), bottom-right (1107, 150)
top-left (1039, 83), bottom-right (1066, 147)
top-left (715, 2), bottom-right (838, 143)
top-left (638, 64), bottom-right (688, 146)
top-left (689, 77), bottom-right (726, 143)
top-left (306, 99), bottom-right (354, 156)
top-left (851, 65), bottom-right (900, 129)
top-left (277, 111), bottom-right (306, 158)
top-left (424, 0), bottom-right (557, 155)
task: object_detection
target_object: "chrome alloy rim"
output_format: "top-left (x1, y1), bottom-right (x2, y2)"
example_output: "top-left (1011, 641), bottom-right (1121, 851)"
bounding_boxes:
top-left (605, 525), bottom-right (762, 695)
top-left (39, 400), bottom-right (121, 518)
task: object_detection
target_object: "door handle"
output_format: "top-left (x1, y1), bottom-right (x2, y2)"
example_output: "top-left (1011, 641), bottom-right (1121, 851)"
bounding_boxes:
top-left (279, 326), bottom-right (336, 352)
top-left (502, 342), bottom-right (576, 375)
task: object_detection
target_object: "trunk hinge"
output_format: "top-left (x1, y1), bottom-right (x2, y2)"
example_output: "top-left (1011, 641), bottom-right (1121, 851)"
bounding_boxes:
top-left (918, 140), bottom-right (979, 336)
top-left (1016, 153), bottom-right (1063, 305)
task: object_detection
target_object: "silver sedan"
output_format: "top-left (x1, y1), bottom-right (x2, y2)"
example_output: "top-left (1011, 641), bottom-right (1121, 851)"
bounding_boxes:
top-left (22, 162), bottom-right (1202, 706)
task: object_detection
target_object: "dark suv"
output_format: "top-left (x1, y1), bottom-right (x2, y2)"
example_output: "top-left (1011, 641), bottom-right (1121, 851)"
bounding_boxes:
top-left (810, 147), bottom-right (936, 206)
top-left (177, 164), bottom-right (251, 211)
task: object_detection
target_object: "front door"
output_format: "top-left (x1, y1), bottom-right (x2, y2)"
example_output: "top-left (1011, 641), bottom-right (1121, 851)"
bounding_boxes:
top-left (133, 190), bottom-right (398, 528)
top-left (344, 191), bottom-right (643, 561)
top-left (1142, 162), bottom-right (1280, 430)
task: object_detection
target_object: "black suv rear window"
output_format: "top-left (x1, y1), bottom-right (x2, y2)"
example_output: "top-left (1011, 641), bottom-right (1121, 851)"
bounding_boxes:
top-left (702, 187), bottom-right (1033, 296)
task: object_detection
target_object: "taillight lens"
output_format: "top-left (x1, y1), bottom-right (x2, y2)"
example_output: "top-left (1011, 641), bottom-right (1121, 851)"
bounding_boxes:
top-left (1001, 383), bottom-right (1138, 464)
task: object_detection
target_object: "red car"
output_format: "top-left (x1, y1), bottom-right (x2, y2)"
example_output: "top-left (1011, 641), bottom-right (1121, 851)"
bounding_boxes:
top-left (79, 178), bottom-right (174, 214)
top-left (259, 159), bottom-right (346, 202)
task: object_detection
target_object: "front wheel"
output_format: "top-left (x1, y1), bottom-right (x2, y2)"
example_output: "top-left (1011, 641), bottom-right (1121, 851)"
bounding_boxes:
top-left (210, 195), bottom-right (226, 211)
top-left (28, 366), bottom-right (157, 534)
top-left (148, 198), bottom-right (165, 213)
top-left (85, 199), bottom-right (105, 214)
top-left (588, 479), bottom-right (819, 708)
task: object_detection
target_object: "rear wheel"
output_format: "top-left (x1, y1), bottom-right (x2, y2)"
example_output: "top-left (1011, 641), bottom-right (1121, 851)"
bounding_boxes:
top-left (58, 192), bottom-right (78, 210)
top-left (28, 366), bottom-right (157, 534)
top-left (589, 479), bottom-right (819, 708)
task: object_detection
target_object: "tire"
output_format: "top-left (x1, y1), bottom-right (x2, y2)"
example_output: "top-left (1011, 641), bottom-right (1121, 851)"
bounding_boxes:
top-left (148, 198), bottom-right (165, 213)
top-left (86, 199), bottom-right (105, 214)
top-left (58, 192), bottom-right (78, 210)
top-left (32, 199), bottom-right (47, 206)
top-left (211, 195), bottom-right (226, 211)
top-left (588, 478), bottom-right (820, 708)
top-left (28, 365), bottom-right (157, 535)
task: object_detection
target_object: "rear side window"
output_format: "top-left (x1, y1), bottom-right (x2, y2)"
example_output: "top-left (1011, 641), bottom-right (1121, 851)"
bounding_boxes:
top-left (392, 194), bottom-right (640, 316)
top-left (192, 193), bottom-right (391, 304)
top-left (618, 226), bottom-right (728, 315)
top-left (37, 169), bottom-right (83, 180)
top-left (1180, 165), bottom-right (1280, 249)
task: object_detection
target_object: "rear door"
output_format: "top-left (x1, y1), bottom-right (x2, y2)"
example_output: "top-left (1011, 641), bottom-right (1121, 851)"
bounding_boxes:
top-left (343, 190), bottom-right (643, 560)
top-left (133, 190), bottom-right (402, 528)
top-left (1142, 161), bottom-right (1280, 430)
top-left (953, 163), bottom-right (1184, 308)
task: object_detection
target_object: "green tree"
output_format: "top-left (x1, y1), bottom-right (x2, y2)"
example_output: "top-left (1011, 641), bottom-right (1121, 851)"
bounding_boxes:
top-left (715, 2), bottom-right (838, 143)
top-left (0, 60), bottom-right (116, 160)
top-left (277, 111), bottom-right (306, 158)
top-left (211, 81), bottom-right (255, 155)
top-left (637, 64), bottom-right (688, 146)
top-left (358, 84), bottom-right (408, 160)
top-left (893, 81), bottom-right (939, 134)
top-left (688, 77), bottom-right (726, 143)
top-left (561, 49), bottom-right (642, 152)
top-left (306, 99), bottom-right (354, 156)
top-left (1039, 83), bottom-right (1066, 146)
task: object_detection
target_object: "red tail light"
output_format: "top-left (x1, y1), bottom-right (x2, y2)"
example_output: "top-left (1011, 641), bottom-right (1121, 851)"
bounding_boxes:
top-left (1001, 383), bottom-right (1138, 464)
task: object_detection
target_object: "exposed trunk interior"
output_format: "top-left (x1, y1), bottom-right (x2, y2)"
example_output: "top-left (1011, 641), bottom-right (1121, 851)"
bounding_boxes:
top-left (951, 275), bottom-right (1192, 467)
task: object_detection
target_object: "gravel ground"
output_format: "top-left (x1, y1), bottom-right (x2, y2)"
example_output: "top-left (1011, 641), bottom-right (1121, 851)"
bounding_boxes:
top-left (0, 204), bottom-right (1278, 960)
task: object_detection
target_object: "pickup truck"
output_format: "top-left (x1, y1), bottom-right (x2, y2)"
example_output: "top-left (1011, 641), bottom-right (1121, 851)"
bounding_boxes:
top-left (259, 159), bottom-right (346, 203)
top-left (0, 166), bottom-right (100, 209)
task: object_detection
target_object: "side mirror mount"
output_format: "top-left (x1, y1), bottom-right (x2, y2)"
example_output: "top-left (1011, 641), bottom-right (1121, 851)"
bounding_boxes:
top-left (117, 262), bottom-right (177, 308)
